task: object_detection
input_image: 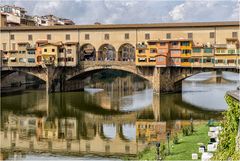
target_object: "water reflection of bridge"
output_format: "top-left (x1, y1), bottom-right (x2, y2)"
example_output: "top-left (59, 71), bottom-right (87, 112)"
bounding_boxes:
top-left (0, 112), bottom-right (200, 157)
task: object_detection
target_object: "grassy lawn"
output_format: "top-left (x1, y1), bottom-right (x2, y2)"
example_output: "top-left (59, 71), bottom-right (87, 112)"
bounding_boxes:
top-left (137, 123), bottom-right (210, 160)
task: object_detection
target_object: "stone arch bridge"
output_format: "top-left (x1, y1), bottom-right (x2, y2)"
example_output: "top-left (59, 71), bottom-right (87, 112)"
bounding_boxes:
top-left (1, 61), bottom-right (239, 93)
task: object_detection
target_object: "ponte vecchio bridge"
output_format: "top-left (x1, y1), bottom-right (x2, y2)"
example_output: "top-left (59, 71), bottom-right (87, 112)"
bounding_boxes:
top-left (1, 21), bottom-right (239, 93)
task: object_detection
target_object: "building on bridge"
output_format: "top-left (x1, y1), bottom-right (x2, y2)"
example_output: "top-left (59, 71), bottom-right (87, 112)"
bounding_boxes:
top-left (0, 21), bottom-right (239, 68)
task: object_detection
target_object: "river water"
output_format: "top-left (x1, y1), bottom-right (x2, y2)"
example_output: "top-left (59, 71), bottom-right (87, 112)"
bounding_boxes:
top-left (0, 71), bottom-right (239, 160)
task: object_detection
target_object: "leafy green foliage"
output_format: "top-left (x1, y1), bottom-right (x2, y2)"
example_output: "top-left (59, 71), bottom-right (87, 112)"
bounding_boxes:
top-left (213, 95), bottom-right (240, 160)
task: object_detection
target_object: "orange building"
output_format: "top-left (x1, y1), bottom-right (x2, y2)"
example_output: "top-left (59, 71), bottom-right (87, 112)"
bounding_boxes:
top-left (36, 40), bottom-right (48, 66)
top-left (155, 40), bottom-right (170, 67)
top-left (169, 41), bottom-right (181, 66)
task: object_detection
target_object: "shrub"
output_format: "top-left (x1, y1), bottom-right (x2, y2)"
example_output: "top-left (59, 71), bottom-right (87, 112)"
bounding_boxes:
top-left (173, 134), bottom-right (179, 144)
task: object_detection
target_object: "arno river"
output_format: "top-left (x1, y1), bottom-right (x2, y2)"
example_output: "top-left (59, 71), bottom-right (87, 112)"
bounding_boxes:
top-left (1, 71), bottom-right (239, 160)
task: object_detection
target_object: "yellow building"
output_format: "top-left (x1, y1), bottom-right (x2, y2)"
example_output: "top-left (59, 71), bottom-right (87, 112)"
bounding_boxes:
top-left (180, 40), bottom-right (192, 67)
top-left (40, 42), bottom-right (62, 66)
top-left (135, 42), bottom-right (158, 66)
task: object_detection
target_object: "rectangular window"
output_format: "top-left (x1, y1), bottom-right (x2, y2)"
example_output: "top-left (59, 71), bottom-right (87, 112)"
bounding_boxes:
top-left (12, 43), bottom-right (16, 50)
top-left (10, 34), bottom-right (14, 40)
top-left (125, 33), bottom-right (129, 39)
top-left (28, 58), bottom-right (35, 63)
top-left (19, 58), bottom-right (25, 63)
top-left (204, 48), bottom-right (212, 53)
top-left (171, 50), bottom-right (180, 54)
top-left (158, 57), bottom-right (165, 62)
top-left (210, 32), bottom-right (215, 38)
top-left (104, 34), bottom-right (109, 40)
top-left (172, 41), bottom-right (178, 46)
top-left (47, 34), bottom-right (51, 40)
top-left (145, 33), bottom-right (150, 40)
top-left (158, 49), bottom-right (164, 54)
top-left (28, 50), bottom-right (35, 54)
top-left (138, 57), bottom-right (146, 62)
top-left (228, 49), bottom-right (235, 54)
top-left (44, 49), bottom-right (47, 52)
top-left (232, 32), bottom-right (238, 38)
top-left (160, 42), bottom-right (165, 46)
top-left (52, 49), bottom-right (55, 52)
top-left (2, 43), bottom-right (6, 50)
top-left (28, 35), bottom-right (32, 41)
top-left (59, 48), bottom-right (64, 52)
top-left (166, 33), bottom-right (171, 39)
top-left (188, 33), bottom-right (193, 39)
top-left (85, 34), bottom-right (90, 40)
top-left (66, 34), bottom-right (70, 40)
top-left (180, 42), bottom-right (190, 46)
top-left (182, 50), bottom-right (191, 54)
top-left (193, 48), bottom-right (201, 53)
top-left (67, 49), bottom-right (72, 54)
top-left (138, 49), bottom-right (145, 54)
top-left (150, 48), bottom-right (157, 53)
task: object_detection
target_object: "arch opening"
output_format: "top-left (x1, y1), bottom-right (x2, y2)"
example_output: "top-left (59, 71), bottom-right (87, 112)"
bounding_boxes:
top-left (98, 44), bottom-right (116, 61)
top-left (80, 43), bottom-right (96, 61)
top-left (118, 43), bottom-right (135, 62)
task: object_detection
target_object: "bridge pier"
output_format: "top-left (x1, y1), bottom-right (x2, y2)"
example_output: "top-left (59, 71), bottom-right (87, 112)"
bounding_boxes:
top-left (152, 67), bottom-right (182, 94)
top-left (45, 66), bottom-right (65, 93)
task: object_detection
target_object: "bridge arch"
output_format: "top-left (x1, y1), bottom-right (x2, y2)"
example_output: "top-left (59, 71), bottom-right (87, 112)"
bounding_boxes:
top-left (118, 123), bottom-right (136, 141)
top-left (98, 44), bottom-right (116, 61)
top-left (1, 68), bottom-right (47, 82)
top-left (66, 62), bottom-right (152, 82)
top-left (99, 124), bottom-right (117, 140)
top-left (80, 43), bottom-right (96, 61)
top-left (118, 43), bottom-right (135, 61)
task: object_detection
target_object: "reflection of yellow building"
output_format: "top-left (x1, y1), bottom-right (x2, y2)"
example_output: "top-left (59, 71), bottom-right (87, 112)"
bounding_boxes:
top-left (136, 120), bottom-right (192, 143)
top-left (136, 121), bottom-right (166, 142)
top-left (59, 118), bottom-right (77, 139)
top-left (42, 117), bottom-right (58, 139)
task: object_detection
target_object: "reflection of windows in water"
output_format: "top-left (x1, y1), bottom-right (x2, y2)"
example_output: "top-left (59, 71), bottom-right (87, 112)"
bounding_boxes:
top-left (59, 132), bottom-right (65, 139)
top-left (4, 130), bottom-right (7, 138)
top-left (105, 145), bottom-right (110, 153)
top-left (28, 119), bottom-right (36, 125)
top-left (29, 141), bottom-right (33, 149)
top-left (48, 141), bottom-right (52, 150)
top-left (86, 143), bottom-right (90, 152)
top-left (125, 145), bottom-right (130, 153)
top-left (67, 142), bottom-right (71, 150)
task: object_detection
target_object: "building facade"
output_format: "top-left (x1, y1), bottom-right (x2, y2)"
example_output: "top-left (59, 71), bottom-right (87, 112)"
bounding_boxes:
top-left (0, 21), bottom-right (239, 68)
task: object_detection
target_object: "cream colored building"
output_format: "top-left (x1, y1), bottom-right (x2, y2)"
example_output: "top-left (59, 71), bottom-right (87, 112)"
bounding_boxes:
top-left (0, 21), bottom-right (239, 67)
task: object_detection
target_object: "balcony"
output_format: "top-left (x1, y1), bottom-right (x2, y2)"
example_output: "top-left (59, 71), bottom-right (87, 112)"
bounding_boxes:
top-left (214, 44), bottom-right (227, 48)
top-left (136, 43), bottom-right (148, 49)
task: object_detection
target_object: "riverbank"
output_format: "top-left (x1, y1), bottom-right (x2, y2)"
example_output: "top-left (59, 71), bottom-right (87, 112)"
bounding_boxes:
top-left (136, 121), bottom-right (210, 160)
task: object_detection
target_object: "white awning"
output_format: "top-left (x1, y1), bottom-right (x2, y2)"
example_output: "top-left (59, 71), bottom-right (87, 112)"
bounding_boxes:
top-left (139, 58), bottom-right (146, 60)
top-left (149, 58), bottom-right (156, 60)
top-left (9, 57), bottom-right (16, 61)
top-left (2, 57), bottom-right (8, 60)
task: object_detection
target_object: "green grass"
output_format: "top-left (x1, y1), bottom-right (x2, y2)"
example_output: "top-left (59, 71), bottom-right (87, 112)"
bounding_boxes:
top-left (137, 123), bottom-right (210, 160)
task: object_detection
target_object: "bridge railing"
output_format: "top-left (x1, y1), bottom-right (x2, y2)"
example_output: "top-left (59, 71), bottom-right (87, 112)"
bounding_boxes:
top-left (79, 61), bottom-right (136, 67)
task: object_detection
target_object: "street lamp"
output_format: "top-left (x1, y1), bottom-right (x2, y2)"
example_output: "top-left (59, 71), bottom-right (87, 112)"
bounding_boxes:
top-left (190, 117), bottom-right (194, 134)
top-left (156, 142), bottom-right (161, 161)
top-left (166, 131), bottom-right (171, 155)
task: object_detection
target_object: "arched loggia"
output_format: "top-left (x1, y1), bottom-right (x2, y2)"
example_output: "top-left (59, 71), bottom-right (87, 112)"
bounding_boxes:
top-left (118, 43), bottom-right (135, 61)
top-left (80, 43), bottom-right (96, 61)
top-left (98, 44), bottom-right (116, 61)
